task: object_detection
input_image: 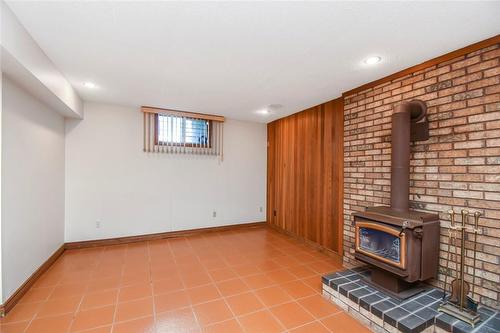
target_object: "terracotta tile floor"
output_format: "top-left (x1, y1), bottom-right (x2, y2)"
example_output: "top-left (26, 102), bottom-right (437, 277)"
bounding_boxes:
top-left (0, 227), bottom-right (372, 333)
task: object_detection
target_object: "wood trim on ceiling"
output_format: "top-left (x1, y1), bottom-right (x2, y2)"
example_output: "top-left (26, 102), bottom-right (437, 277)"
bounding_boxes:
top-left (0, 244), bottom-right (65, 317)
top-left (342, 34), bottom-right (500, 98)
top-left (65, 221), bottom-right (266, 249)
top-left (141, 106), bottom-right (225, 122)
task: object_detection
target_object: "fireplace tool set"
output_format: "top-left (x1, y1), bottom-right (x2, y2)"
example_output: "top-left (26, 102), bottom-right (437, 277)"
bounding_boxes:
top-left (439, 209), bottom-right (481, 327)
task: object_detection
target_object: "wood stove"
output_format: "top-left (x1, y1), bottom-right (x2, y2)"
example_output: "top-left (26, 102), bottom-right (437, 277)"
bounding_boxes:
top-left (353, 100), bottom-right (440, 299)
top-left (353, 207), bottom-right (440, 298)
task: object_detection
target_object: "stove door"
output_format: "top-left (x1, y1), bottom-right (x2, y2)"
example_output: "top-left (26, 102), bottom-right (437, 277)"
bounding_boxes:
top-left (355, 220), bottom-right (406, 270)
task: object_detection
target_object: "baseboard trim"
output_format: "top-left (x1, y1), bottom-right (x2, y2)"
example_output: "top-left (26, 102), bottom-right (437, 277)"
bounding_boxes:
top-left (65, 221), bottom-right (267, 250)
top-left (268, 223), bottom-right (344, 264)
top-left (0, 221), bottom-right (266, 316)
top-left (0, 244), bottom-right (65, 317)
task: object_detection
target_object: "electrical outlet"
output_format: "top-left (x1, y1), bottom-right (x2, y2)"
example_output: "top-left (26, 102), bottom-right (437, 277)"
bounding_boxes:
top-left (96, 221), bottom-right (101, 228)
top-left (212, 211), bottom-right (217, 218)
top-left (259, 206), bottom-right (263, 212)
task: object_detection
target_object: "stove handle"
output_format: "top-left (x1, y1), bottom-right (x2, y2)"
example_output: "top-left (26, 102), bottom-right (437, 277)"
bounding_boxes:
top-left (399, 220), bottom-right (408, 237)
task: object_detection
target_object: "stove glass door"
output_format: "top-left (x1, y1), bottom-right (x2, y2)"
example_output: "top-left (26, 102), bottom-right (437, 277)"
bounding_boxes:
top-left (359, 227), bottom-right (400, 263)
top-left (355, 221), bottom-right (406, 269)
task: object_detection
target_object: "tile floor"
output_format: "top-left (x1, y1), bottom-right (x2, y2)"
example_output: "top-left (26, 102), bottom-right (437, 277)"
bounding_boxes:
top-left (0, 227), bottom-right (371, 333)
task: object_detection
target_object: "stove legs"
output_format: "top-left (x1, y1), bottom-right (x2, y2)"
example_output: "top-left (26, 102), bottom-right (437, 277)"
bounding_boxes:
top-left (368, 268), bottom-right (427, 299)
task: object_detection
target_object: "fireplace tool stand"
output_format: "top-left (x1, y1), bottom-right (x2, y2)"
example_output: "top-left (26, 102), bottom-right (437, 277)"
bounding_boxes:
top-left (438, 209), bottom-right (481, 327)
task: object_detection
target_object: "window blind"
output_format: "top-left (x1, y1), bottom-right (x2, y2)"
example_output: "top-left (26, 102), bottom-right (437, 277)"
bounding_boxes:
top-left (141, 106), bottom-right (225, 160)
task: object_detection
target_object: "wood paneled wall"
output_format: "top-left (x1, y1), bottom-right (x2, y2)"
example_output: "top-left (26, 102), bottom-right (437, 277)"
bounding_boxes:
top-left (267, 98), bottom-right (344, 255)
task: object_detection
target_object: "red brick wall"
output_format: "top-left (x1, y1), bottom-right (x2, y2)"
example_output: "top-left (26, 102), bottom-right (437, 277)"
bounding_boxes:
top-left (343, 44), bottom-right (499, 308)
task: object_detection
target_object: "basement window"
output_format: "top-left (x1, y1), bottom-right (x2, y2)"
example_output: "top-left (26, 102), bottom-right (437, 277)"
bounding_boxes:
top-left (157, 115), bottom-right (211, 147)
top-left (141, 106), bottom-right (225, 158)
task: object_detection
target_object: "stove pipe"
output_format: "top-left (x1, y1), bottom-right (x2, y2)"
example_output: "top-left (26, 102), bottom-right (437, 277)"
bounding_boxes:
top-left (390, 100), bottom-right (427, 211)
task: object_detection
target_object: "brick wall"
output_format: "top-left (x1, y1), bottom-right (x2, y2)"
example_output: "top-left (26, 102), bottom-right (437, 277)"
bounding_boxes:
top-left (343, 43), bottom-right (500, 308)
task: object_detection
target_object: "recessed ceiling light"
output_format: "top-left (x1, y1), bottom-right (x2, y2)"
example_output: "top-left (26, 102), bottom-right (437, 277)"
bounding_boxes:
top-left (83, 82), bottom-right (97, 89)
top-left (364, 56), bottom-right (382, 65)
top-left (255, 104), bottom-right (283, 116)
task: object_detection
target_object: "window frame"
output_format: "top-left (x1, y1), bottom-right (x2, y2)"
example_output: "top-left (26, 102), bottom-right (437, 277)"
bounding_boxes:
top-left (154, 114), bottom-right (213, 148)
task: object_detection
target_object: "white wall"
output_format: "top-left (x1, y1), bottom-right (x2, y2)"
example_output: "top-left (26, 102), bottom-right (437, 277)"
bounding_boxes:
top-left (1, 77), bottom-right (65, 301)
top-left (65, 103), bottom-right (266, 242)
top-left (0, 71), bottom-right (3, 302)
top-left (1, 1), bottom-right (83, 118)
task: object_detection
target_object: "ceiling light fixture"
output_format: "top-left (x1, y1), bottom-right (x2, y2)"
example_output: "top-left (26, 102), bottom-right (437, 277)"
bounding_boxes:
top-left (364, 56), bottom-right (382, 65)
top-left (83, 81), bottom-right (97, 89)
top-left (256, 104), bottom-right (283, 116)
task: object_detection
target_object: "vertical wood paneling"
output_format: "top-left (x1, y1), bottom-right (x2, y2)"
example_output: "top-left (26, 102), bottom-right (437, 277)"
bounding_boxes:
top-left (267, 98), bottom-right (344, 255)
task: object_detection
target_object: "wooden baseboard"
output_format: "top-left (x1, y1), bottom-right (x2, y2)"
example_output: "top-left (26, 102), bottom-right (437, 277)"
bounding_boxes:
top-left (268, 223), bottom-right (344, 265)
top-left (0, 221), bottom-right (266, 316)
top-left (0, 244), bottom-right (65, 317)
top-left (65, 221), bottom-right (267, 250)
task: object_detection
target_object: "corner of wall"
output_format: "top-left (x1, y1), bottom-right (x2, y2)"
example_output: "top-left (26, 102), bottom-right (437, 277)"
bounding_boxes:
top-left (1, 0), bottom-right (83, 119)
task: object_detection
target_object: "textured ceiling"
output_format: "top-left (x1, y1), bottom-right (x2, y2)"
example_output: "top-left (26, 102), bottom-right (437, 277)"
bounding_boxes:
top-left (7, 1), bottom-right (500, 122)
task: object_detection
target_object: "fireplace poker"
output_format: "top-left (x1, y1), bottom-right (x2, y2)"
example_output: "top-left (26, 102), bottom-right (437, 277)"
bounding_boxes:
top-left (459, 209), bottom-right (468, 311)
top-left (471, 212), bottom-right (480, 303)
top-left (442, 210), bottom-right (456, 301)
